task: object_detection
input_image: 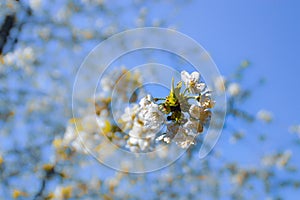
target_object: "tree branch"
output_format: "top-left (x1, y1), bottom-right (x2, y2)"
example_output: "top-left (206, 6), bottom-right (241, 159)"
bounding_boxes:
top-left (0, 15), bottom-right (15, 55)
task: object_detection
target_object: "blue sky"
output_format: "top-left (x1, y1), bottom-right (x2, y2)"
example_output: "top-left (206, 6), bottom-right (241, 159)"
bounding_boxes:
top-left (174, 0), bottom-right (300, 135)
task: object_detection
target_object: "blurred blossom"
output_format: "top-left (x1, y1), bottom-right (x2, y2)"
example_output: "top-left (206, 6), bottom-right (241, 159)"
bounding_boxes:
top-left (241, 60), bottom-right (250, 68)
top-left (276, 150), bottom-right (292, 169)
top-left (289, 124), bottom-right (300, 136)
top-left (257, 109), bottom-right (273, 123)
top-left (139, 7), bottom-right (148, 16)
top-left (135, 17), bottom-right (145, 27)
top-left (0, 0), bottom-right (20, 14)
top-left (54, 186), bottom-right (73, 200)
top-left (29, 0), bottom-right (41, 11)
top-left (229, 131), bottom-right (245, 144)
top-left (36, 27), bottom-right (51, 40)
top-left (81, 0), bottom-right (105, 6)
top-left (261, 150), bottom-right (292, 169)
top-left (54, 7), bottom-right (70, 23)
top-left (12, 190), bottom-right (28, 199)
top-left (227, 82), bottom-right (241, 96)
top-left (103, 25), bottom-right (118, 37)
top-left (3, 46), bottom-right (36, 73)
top-left (214, 75), bottom-right (226, 92)
top-left (152, 19), bottom-right (162, 27)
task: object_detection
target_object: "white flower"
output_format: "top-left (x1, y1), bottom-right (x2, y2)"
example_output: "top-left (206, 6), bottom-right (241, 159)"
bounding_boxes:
top-left (128, 122), bottom-right (144, 138)
top-left (123, 95), bottom-right (165, 152)
top-left (138, 102), bottom-right (165, 133)
top-left (81, 115), bottom-right (99, 134)
top-left (53, 186), bottom-right (72, 200)
top-left (157, 121), bottom-right (200, 148)
top-left (100, 76), bottom-right (113, 92)
top-left (127, 137), bottom-right (139, 145)
top-left (257, 109), bottom-right (273, 123)
top-left (63, 125), bottom-right (76, 145)
top-left (173, 126), bottom-right (195, 148)
top-left (227, 82), bottom-right (241, 96)
top-left (189, 104), bottom-right (203, 119)
top-left (183, 118), bottom-right (202, 135)
top-left (138, 139), bottom-right (150, 151)
top-left (181, 71), bottom-right (205, 94)
top-left (54, 186), bottom-right (64, 200)
top-left (120, 104), bottom-right (139, 131)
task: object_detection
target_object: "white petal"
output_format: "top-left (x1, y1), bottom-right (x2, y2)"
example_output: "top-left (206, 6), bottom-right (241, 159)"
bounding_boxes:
top-left (190, 72), bottom-right (200, 82)
top-left (181, 71), bottom-right (190, 84)
top-left (128, 137), bottom-right (139, 145)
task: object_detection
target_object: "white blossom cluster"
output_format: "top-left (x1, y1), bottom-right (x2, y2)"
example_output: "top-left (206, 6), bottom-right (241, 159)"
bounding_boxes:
top-left (261, 150), bottom-right (292, 169)
top-left (2, 46), bottom-right (36, 73)
top-left (257, 109), bottom-right (273, 123)
top-left (121, 70), bottom-right (214, 151)
top-left (58, 67), bottom-right (145, 157)
top-left (120, 95), bottom-right (165, 152)
top-left (60, 68), bottom-right (214, 155)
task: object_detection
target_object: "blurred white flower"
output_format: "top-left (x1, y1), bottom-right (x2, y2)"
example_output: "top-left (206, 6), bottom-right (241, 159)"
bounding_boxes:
top-left (55, 7), bottom-right (70, 23)
top-left (4, 47), bottom-right (35, 70)
top-left (120, 104), bottom-right (140, 131)
top-left (214, 75), bottom-right (226, 92)
top-left (261, 150), bottom-right (292, 169)
top-left (29, 0), bottom-right (41, 11)
top-left (37, 27), bottom-right (51, 40)
top-left (100, 76), bottom-right (113, 92)
top-left (257, 109), bottom-right (273, 123)
top-left (63, 125), bottom-right (76, 145)
top-left (135, 17), bottom-right (145, 27)
top-left (276, 150), bottom-right (292, 169)
top-left (261, 155), bottom-right (275, 167)
top-left (289, 124), bottom-right (300, 136)
top-left (227, 82), bottom-right (241, 96)
top-left (3, 52), bottom-right (14, 66)
top-left (53, 186), bottom-right (72, 200)
top-left (181, 70), bottom-right (205, 94)
top-left (62, 115), bottom-right (101, 154)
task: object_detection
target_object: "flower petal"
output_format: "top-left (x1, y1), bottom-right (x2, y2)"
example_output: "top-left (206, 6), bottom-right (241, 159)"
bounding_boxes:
top-left (191, 71), bottom-right (200, 82)
top-left (181, 71), bottom-right (190, 85)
